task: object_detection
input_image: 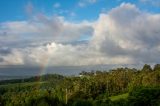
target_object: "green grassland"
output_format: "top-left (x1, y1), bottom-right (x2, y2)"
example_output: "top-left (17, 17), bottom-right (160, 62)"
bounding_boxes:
top-left (110, 93), bottom-right (129, 101)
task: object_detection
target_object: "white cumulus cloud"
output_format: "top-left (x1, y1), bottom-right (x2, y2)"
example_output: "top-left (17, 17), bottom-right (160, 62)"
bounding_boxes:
top-left (0, 3), bottom-right (160, 66)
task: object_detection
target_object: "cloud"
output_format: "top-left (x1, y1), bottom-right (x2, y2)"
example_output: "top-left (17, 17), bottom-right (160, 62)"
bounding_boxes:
top-left (91, 3), bottom-right (160, 64)
top-left (140, 0), bottom-right (160, 7)
top-left (53, 3), bottom-right (61, 8)
top-left (0, 47), bottom-right (11, 56)
top-left (25, 2), bottom-right (34, 16)
top-left (78, 0), bottom-right (97, 7)
top-left (70, 12), bottom-right (76, 17)
top-left (0, 58), bottom-right (4, 62)
top-left (0, 3), bottom-right (160, 66)
top-left (0, 49), bottom-right (24, 65)
top-left (88, 0), bottom-right (97, 3)
top-left (0, 15), bottom-right (93, 46)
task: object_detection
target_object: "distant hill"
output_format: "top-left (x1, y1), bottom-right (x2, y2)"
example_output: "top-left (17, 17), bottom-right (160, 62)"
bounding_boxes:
top-left (0, 75), bottom-right (29, 81)
top-left (0, 64), bottom-right (142, 77)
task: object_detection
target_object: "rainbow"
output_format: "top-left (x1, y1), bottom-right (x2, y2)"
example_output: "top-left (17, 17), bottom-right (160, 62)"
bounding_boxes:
top-left (35, 55), bottom-right (52, 89)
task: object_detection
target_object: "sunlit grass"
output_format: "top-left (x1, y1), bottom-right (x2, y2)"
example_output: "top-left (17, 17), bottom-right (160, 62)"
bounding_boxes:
top-left (109, 93), bottom-right (129, 101)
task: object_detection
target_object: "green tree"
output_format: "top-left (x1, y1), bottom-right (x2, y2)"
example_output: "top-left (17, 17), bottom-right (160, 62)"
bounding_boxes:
top-left (142, 64), bottom-right (152, 72)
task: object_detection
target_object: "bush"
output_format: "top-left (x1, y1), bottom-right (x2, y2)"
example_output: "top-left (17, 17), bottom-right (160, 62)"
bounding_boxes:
top-left (128, 86), bottom-right (160, 106)
top-left (71, 99), bottom-right (93, 106)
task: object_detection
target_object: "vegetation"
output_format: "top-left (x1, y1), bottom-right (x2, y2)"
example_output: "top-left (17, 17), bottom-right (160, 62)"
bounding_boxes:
top-left (109, 93), bottom-right (128, 101)
top-left (0, 64), bottom-right (160, 106)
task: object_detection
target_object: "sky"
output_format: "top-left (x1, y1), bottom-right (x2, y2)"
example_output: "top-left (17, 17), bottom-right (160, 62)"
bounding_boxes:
top-left (0, 0), bottom-right (160, 66)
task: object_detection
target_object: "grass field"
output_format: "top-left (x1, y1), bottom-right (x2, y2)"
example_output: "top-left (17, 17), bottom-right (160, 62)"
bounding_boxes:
top-left (109, 93), bottom-right (129, 101)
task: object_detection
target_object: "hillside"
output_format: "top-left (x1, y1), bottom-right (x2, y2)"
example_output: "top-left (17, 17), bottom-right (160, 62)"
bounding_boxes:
top-left (0, 64), bottom-right (160, 106)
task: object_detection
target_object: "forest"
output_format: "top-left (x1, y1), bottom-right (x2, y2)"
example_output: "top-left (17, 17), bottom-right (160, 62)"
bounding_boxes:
top-left (0, 64), bottom-right (160, 106)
